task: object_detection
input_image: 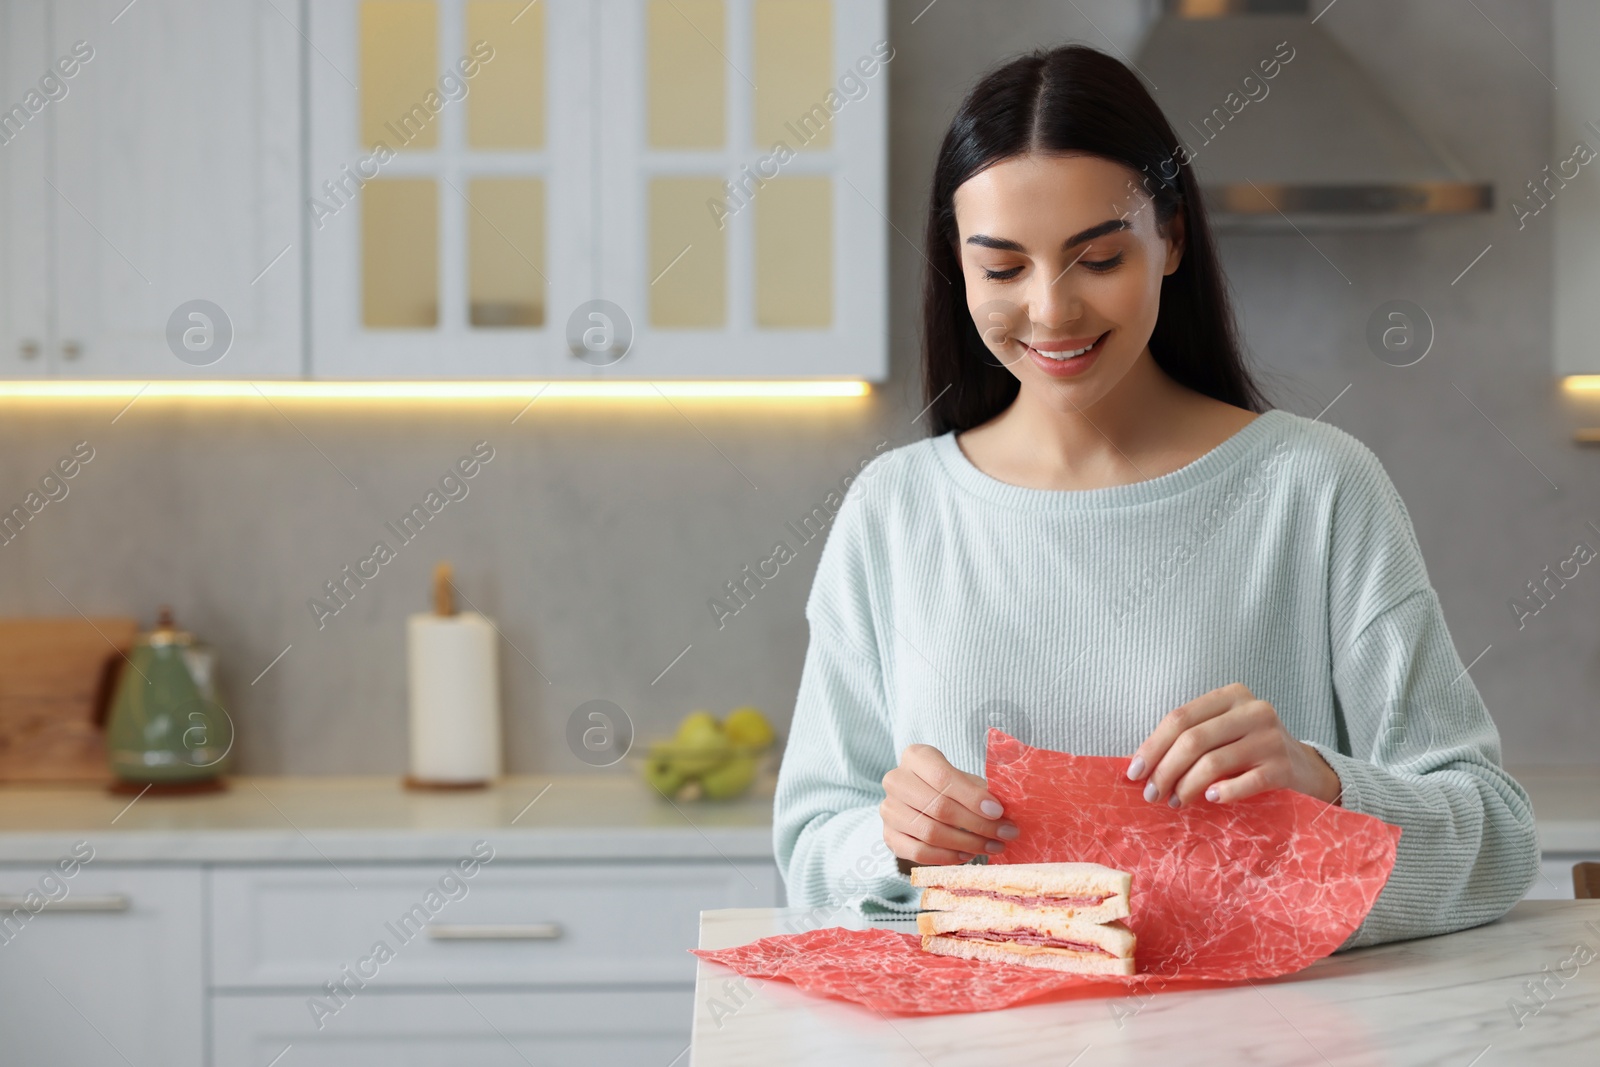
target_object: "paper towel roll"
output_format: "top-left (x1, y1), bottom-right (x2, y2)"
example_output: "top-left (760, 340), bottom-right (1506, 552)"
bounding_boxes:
top-left (407, 611), bottom-right (501, 784)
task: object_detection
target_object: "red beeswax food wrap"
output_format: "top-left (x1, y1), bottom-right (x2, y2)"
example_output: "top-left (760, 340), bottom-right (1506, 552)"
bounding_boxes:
top-left (691, 729), bottom-right (1402, 1015)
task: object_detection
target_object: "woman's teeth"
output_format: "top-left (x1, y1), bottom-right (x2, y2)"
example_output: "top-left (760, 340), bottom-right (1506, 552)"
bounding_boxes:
top-left (1035, 335), bottom-right (1101, 360)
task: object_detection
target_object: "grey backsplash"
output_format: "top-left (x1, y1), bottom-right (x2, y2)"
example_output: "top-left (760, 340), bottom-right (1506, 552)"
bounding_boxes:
top-left (2, 0), bottom-right (1594, 771)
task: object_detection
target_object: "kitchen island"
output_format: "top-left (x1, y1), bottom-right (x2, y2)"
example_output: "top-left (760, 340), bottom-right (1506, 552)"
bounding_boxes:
top-left (691, 901), bottom-right (1600, 1065)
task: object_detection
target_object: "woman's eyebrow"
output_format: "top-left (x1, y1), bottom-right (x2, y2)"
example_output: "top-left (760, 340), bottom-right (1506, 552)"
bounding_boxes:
top-left (965, 218), bottom-right (1130, 254)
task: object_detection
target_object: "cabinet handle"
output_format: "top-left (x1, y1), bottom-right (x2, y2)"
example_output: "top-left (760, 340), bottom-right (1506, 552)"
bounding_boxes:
top-left (426, 922), bottom-right (563, 940)
top-left (19, 339), bottom-right (40, 360)
top-left (61, 340), bottom-right (82, 361)
top-left (0, 894), bottom-right (129, 912)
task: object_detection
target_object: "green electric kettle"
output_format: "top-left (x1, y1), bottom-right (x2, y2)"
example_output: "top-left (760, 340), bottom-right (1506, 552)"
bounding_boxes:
top-left (104, 608), bottom-right (232, 792)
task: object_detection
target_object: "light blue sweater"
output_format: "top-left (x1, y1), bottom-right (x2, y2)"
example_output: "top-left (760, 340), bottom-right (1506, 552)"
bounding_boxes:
top-left (772, 410), bottom-right (1540, 949)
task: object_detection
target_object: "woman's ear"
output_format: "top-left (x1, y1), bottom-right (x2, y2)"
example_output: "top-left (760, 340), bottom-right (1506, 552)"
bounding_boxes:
top-left (1161, 205), bottom-right (1186, 276)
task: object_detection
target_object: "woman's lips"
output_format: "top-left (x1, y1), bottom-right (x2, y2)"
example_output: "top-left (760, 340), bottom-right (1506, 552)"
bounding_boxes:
top-left (1024, 330), bottom-right (1108, 379)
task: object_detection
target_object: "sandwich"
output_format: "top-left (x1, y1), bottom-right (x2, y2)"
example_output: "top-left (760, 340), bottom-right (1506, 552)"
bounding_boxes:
top-left (911, 861), bottom-right (1137, 975)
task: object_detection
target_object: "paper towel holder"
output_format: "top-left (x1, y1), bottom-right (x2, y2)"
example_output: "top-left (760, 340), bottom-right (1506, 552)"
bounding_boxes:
top-left (403, 561), bottom-right (499, 792)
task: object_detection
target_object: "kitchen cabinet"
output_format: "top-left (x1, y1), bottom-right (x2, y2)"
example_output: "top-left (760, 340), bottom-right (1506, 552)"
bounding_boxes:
top-left (51, 0), bottom-right (304, 378)
top-left (591, 0), bottom-right (889, 381)
top-left (307, 0), bottom-right (595, 379)
top-left (209, 860), bottom-right (777, 1066)
top-left (0, 0), bottom-right (304, 380)
top-left (308, 0), bottom-right (889, 381)
top-left (0, 866), bottom-right (205, 1067)
top-left (0, 0), bottom-right (51, 377)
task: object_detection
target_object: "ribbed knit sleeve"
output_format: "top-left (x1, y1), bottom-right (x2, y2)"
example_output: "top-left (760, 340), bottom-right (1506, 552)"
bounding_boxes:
top-left (772, 476), bottom-right (917, 915)
top-left (1305, 441), bottom-right (1539, 949)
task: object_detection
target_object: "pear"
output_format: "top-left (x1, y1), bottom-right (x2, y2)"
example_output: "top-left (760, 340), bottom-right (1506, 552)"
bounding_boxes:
top-left (671, 710), bottom-right (730, 774)
top-left (674, 709), bottom-right (719, 743)
top-left (724, 706), bottom-right (775, 748)
top-left (701, 752), bottom-right (759, 800)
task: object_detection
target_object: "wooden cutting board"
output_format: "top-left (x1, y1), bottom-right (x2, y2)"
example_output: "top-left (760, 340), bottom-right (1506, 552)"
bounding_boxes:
top-left (0, 617), bottom-right (139, 783)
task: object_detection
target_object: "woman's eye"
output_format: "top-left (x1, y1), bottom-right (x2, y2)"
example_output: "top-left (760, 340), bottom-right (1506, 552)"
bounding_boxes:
top-left (1082, 254), bottom-right (1124, 273)
top-left (981, 266), bottom-right (1023, 282)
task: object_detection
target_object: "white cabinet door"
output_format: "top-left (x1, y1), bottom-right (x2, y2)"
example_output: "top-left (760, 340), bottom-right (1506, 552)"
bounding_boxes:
top-left (48, 0), bottom-right (303, 379)
top-left (594, 0), bottom-right (889, 381)
top-left (0, 864), bottom-right (204, 1067)
top-left (213, 989), bottom-right (694, 1067)
top-left (307, 0), bottom-right (595, 378)
top-left (0, 0), bottom-right (52, 377)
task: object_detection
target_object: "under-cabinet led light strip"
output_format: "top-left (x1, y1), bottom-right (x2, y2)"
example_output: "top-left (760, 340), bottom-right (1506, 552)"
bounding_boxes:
top-left (0, 380), bottom-right (872, 400)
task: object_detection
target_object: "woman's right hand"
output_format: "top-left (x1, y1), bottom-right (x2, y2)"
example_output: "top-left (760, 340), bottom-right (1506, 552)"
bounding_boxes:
top-left (881, 743), bottom-right (1019, 865)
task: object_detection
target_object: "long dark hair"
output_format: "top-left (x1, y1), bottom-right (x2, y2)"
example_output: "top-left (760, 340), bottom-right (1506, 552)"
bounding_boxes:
top-left (920, 44), bottom-right (1268, 435)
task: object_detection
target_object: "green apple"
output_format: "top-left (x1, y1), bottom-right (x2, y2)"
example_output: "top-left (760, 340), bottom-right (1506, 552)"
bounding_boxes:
top-left (643, 752), bottom-right (688, 797)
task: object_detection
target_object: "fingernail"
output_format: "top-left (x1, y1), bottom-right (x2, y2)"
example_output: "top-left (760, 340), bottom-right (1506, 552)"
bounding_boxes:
top-left (1126, 756), bottom-right (1146, 780)
top-left (957, 853), bottom-right (973, 862)
top-left (997, 822), bottom-right (1019, 840)
top-left (1143, 781), bottom-right (1159, 803)
top-left (985, 840), bottom-right (1006, 853)
top-left (1205, 786), bottom-right (1221, 803)
top-left (1168, 794), bottom-right (1181, 809)
top-left (980, 799), bottom-right (1003, 818)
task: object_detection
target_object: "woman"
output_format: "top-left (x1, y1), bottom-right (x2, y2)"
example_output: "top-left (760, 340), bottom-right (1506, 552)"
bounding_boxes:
top-left (772, 44), bottom-right (1538, 949)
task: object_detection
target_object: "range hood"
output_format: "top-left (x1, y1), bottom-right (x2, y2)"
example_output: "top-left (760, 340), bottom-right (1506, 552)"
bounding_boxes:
top-left (1132, 0), bottom-right (1492, 227)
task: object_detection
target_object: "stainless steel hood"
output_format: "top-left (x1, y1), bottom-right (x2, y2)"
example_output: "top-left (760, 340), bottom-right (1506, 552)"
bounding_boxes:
top-left (1132, 0), bottom-right (1492, 227)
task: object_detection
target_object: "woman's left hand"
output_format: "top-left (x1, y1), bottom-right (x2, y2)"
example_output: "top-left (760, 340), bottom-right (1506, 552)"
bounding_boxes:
top-left (1126, 683), bottom-right (1342, 806)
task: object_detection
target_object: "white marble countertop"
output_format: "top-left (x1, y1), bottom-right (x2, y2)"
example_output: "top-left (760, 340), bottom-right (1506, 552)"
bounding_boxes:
top-left (0, 774), bottom-right (778, 864)
top-left (690, 901), bottom-right (1600, 1065)
top-left (0, 764), bottom-right (1589, 866)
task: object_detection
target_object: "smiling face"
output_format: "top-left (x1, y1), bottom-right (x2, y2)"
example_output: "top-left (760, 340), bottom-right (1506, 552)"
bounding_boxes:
top-left (952, 152), bottom-right (1185, 413)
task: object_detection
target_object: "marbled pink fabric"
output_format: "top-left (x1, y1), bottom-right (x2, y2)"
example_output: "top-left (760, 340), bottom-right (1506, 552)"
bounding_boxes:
top-left (692, 730), bottom-right (1400, 1015)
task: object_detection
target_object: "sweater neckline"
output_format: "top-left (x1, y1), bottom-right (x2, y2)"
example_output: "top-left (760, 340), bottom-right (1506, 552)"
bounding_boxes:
top-left (931, 408), bottom-right (1286, 510)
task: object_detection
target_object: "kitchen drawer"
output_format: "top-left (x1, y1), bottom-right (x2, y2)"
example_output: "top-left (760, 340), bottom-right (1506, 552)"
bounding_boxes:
top-left (212, 988), bottom-right (692, 1067)
top-left (0, 864), bottom-right (203, 1067)
top-left (210, 860), bottom-right (779, 988)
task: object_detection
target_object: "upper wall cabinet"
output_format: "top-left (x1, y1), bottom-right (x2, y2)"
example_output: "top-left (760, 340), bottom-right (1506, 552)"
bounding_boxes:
top-left (0, 0), bottom-right (50, 378)
top-left (0, 0), bottom-right (304, 379)
top-left (309, 0), bottom-right (889, 380)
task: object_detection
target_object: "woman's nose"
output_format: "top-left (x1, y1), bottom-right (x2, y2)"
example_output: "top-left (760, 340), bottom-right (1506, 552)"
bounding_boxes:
top-left (1027, 264), bottom-right (1084, 331)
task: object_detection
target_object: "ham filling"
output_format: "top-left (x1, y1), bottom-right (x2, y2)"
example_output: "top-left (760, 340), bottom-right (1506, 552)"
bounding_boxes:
top-left (940, 888), bottom-right (1112, 908)
top-left (944, 927), bottom-right (1114, 956)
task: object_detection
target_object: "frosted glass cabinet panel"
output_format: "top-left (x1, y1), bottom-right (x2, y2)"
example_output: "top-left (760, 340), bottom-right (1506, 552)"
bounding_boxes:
top-left (310, 0), bottom-right (887, 380)
top-left (363, 178), bottom-right (441, 328)
top-left (647, 0), bottom-right (725, 149)
top-left (466, 0), bottom-right (546, 149)
top-left (468, 176), bottom-right (546, 327)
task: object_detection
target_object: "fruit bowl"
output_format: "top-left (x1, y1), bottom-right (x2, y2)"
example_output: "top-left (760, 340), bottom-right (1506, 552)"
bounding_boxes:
top-left (631, 737), bottom-right (781, 803)
top-left (634, 706), bottom-right (779, 802)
